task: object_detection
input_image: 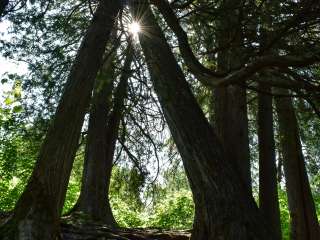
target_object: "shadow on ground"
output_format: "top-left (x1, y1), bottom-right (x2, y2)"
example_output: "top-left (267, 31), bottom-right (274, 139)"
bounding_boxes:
top-left (62, 222), bottom-right (191, 240)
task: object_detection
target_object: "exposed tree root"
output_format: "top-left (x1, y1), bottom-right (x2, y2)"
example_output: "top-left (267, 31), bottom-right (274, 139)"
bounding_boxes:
top-left (61, 222), bottom-right (190, 240)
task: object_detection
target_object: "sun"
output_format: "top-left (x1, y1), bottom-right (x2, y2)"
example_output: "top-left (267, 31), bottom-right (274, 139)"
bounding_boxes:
top-left (128, 21), bottom-right (141, 35)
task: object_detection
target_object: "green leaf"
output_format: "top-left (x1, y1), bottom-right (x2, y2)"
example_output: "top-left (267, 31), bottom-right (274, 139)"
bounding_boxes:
top-left (8, 74), bottom-right (15, 80)
top-left (4, 97), bottom-right (14, 105)
top-left (12, 105), bottom-right (23, 113)
top-left (1, 78), bottom-right (8, 84)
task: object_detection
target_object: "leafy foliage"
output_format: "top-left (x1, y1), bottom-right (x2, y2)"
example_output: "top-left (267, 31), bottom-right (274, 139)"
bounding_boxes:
top-left (148, 190), bottom-right (194, 229)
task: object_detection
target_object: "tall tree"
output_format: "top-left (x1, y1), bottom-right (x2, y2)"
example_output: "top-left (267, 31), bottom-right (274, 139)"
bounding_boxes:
top-left (0, 1), bottom-right (120, 238)
top-left (275, 89), bottom-right (320, 240)
top-left (131, 1), bottom-right (272, 239)
top-left (257, 1), bottom-right (282, 238)
top-left (213, 0), bottom-right (251, 193)
top-left (257, 81), bottom-right (282, 240)
top-left (72, 44), bottom-right (133, 226)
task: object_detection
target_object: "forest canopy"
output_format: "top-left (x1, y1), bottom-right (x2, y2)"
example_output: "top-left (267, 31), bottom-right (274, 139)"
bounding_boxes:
top-left (0, 0), bottom-right (319, 239)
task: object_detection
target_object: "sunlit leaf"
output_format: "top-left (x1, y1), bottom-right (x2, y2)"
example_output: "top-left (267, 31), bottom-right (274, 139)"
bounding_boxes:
top-left (4, 97), bottom-right (14, 105)
top-left (12, 105), bottom-right (23, 113)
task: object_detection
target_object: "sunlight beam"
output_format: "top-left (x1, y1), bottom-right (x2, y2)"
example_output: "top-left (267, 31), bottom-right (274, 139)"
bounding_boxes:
top-left (128, 21), bottom-right (141, 36)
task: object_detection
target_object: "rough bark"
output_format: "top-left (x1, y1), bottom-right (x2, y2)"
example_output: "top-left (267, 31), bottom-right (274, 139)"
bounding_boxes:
top-left (72, 57), bottom-right (116, 225)
top-left (257, 5), bottom-right (282, 238)
top-left (73, 45), bottom-right (133, 226)
top-left (214, 86), bottom-right (251, 192)
top-left (213, 0), bottom-right (251, 193)
top-left (257, 83), bottom-right (282, 240)
top-left (275, 89), bottom-right (320, 240)
top-left (0, 1), bottom-right (120, 239)
top-left (131, 2), bottom-right (273, 239)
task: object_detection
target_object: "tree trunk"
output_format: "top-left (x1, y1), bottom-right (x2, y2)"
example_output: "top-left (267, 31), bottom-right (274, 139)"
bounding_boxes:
top-left (73, 45), bottom-right (133, 226)
top-left (0, 1), bottom-right (120, 239)
top-left (72, 57), bottom-right (116, 225)
top-left (214, 85), bottom-right (251, 192)
top-left (213, 0), bottom-right (251, 193)
top-left (257, 83), bottom-right (282, 240)
top-left (131, 2), bottom-right (273, 239)
top-left (275, 89), bottom-right (320, 240)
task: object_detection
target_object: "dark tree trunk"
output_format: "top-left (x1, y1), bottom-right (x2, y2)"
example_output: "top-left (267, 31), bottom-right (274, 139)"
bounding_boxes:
top-left (213, 0), bottom-right (251, 193)
top-left (214, 86), bottom-right (251, 192)
top-left (257, 5), bottom-right (282, 238)
top-left (257, 83), bottom-right (282, 240)
top-left (73, 45), bottom-right (133, 226)
top-left (0, 1), bottom-right (120, 239)
top-left (72, 57), bottom-right (116, 225)
top-left (131, 2), bottom-right (273, 239)
top-left (275, 89), bottom-right (320, 240)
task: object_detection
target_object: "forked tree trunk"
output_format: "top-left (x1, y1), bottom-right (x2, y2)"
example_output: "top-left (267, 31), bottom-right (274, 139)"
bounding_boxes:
top-left (214, 0), bottom-right (251, 193)
top-left (73, 45), bottom-right (133, 226)
top-left (72, 57), bottom-right (116, 225)
top-left (257, 83), bottom-right (282, 240)
top-left (275, 89), bottom-right (320, 240)
top-left (131, 2), bottom-right (272, 239)
top-left (0, 1), bottom-right (120, 239)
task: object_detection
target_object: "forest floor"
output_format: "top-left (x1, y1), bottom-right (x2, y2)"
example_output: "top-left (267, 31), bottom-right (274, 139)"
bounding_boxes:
top-left (61, 222), bottom-right (191, 240)
top-left (1, 212), bottom-right (190, 239)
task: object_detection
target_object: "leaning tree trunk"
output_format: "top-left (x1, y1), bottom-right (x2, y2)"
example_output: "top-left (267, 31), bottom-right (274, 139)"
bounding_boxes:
top-left (131, 2), bottom-right (273, 239)
top-left (0, 1), bottom-right (120, 239)
top-left (275, 89), bottom-right (320, 240)
top-left (73, 44), bottom-right (133, 226)
top-left (257, 82), bottom-right (282, 240)
top-left (213, 0), bottom-right (251, 193)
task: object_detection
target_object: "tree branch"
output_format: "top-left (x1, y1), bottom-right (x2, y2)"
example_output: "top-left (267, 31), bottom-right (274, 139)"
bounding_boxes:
top-left (152, 0), bottom-right (320, 89)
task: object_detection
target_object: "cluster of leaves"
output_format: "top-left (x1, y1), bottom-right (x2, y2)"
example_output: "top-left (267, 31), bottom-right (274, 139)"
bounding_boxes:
top-left (278, 189), bottom-right (291, 240)
top-left (147, 190), bottom-right (194, 229)
top-left (0, 80), bottom-right (41, 210)
top-left (109, 165), bottom-right (194, 230)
